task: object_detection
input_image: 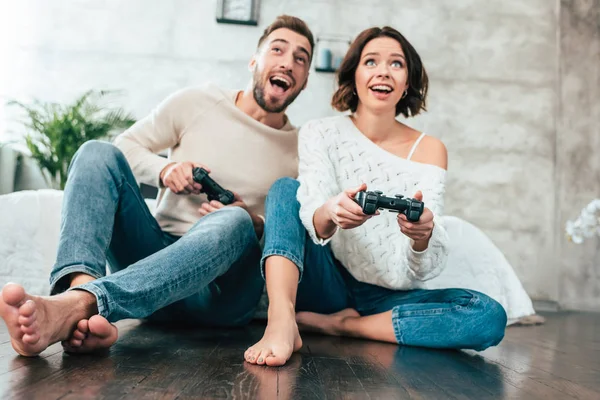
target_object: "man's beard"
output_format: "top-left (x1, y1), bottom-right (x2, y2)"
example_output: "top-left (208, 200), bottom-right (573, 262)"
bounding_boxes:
top-left (253, 70), bottom-right (302, 113)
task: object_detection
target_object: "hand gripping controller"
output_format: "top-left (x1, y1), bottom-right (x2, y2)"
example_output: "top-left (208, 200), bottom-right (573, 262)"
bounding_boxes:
top-left (192, 167), bottom-right (235, 205)
top-left (354, 190), bottom-right (424, 222)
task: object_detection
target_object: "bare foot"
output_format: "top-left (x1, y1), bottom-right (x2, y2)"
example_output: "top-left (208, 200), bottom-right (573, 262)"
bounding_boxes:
top-left (62, 315), bottom-right (118, 353)
top-left (296, 308), bottom-right (360, 336)
top-left (244, 307), bottom-right (302, 367)
top-left (0, 283), bottom-right (96, 357)
top-left (513, 314), bottom-right (546, 326)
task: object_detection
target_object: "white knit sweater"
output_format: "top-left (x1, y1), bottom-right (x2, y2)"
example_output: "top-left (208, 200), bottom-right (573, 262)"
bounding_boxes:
top-left (297, 116), bottom-right (450, 290)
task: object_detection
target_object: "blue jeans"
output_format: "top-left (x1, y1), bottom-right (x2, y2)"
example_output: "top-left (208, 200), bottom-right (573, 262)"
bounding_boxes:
top-left (261, 178), bottom-right (507, 351)
top-left (49, 141), bottom-right (264, 326)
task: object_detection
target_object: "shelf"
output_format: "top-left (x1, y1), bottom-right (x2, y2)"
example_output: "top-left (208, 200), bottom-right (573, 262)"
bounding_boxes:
top-left (216, 18), bottom-right (258, 26)
top-left (315, 67), bottom-right (338, 73)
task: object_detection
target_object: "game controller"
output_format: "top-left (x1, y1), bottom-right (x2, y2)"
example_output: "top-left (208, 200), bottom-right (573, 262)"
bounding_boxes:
top-left (192, 167), bottom-right (235, 205)
top-left (354, 190), bottom-right (424, 222)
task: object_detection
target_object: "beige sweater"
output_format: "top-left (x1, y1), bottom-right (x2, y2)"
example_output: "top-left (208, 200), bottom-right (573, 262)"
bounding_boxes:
top-left (114, 83), bottom-right (299, 236)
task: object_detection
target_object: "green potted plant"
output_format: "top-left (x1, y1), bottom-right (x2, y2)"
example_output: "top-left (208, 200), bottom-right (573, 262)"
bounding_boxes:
top-left (7, 90), bottom-right (136, 189)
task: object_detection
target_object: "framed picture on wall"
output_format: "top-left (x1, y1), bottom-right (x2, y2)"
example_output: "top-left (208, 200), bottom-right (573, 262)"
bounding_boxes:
top-left (216, 0), bottom-right (259, 26)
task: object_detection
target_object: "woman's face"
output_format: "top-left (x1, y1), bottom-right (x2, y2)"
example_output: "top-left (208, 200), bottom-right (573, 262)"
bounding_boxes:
top-left (354, 37), bottom-right (409, 114)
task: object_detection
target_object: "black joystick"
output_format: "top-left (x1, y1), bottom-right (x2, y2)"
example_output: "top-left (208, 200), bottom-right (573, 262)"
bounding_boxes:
top-left (192, 167), bottom-right (235, 205)
top-left (354, 190), bottom-right (424, 222)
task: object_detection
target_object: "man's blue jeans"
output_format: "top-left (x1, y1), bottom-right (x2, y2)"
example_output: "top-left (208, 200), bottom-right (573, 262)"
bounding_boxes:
top-left (261, 178), bottom-right (507, 351)
top-left (49, 141), bottom-right (264, 326)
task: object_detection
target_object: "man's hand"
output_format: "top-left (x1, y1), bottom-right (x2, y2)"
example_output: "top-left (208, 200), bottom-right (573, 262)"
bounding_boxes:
top-left (397, 190), bottom-right (434, 251)
top-left (160, 161), bottom-right (209, 195)
top-left (198, 193), bottom-right (264, 238)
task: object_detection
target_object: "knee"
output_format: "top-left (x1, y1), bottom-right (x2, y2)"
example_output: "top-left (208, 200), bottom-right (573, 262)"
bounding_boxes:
top-left (215, 206), bottom-right (256, 243)
top-left (72, 140), bottom-right (125, 170)
top-left (268, 177), bottom-right (299, 199)
top-left (470, 292), bottom-right (507, 350)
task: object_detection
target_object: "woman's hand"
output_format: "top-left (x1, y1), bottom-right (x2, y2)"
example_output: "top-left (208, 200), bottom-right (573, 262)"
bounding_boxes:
top-left (325, 183), bottom-right (375, 229)
top-left (397, 190), bottom-right (434, 250)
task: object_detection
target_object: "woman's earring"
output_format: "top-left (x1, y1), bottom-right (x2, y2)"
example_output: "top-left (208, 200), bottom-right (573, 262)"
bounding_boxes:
top-left (401, 89), bottom-right (408, 99)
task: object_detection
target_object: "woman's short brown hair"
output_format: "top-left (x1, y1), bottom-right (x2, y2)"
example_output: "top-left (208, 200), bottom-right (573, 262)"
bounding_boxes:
top-left (331, 27), bottom-right (428, 118)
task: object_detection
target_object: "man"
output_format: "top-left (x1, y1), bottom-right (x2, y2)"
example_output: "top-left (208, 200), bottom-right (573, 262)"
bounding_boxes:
top-left (0, 15), bottom-right (313, 362)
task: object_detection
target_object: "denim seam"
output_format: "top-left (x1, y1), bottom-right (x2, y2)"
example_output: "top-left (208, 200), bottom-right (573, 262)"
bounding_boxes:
top-left (391, 295), bottom-right (477, 344)
top-left (99, 174), bottom-right (122, 256)
top-left (68, 282), bottom-right (110, 318)
top-left (392, 307), bottom-right (404, 343)
top-left (260, 249), bottom-right (304, 282)
top-left (101, 250), bottom-right (232, 312)
top-left (394, 295), bottom-right (477, 318)
top-left (50, 264), bottom-right (104, 293)
top-left (123, 178), bottom-right (164, 237)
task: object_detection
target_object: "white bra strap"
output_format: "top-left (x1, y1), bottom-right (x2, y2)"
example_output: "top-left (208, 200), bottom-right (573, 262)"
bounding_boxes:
top-left (407, 132), bottom-right (426, 161)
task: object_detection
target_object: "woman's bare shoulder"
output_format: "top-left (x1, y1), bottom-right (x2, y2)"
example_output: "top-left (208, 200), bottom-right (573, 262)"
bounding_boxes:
top-left (411, 134), bottom-right (448, 170)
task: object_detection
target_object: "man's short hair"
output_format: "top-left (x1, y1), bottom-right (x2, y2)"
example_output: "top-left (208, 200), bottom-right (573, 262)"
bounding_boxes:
top-left (256, 15), bottom-right (315, 64)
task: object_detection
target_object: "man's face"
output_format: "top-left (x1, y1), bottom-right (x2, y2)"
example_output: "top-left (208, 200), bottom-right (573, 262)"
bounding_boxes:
top-left (251, 28), bottom-right (311, 113)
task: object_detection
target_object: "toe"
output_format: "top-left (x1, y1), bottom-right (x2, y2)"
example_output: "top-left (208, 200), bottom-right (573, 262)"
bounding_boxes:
top-left (20, 322), bottom-right (38, 335)
top-left (245, 347), bottom-right (259, 363)
top-left (265, 354), bottom-right (287, 367)
top-left (62, 341), bottom-right (80, 353)
top-left (256, 349), bottom-right (271, 365)
top-left (88, 315), bottom-right (115, 338)
top-left (19, 300), bottom-right (36, 318)
top-left (18, 314), bottom-right (36, 327)
top-left (76, 319), bottom-right (90, 334)
top-left (22, 332), bottom-right (40, 345)
top-left (69, 338), bottom-right (83, 347)
top-left (72, 330), bottom-right (86, 340)
top-left (1, 283), bottom-right (26, 306)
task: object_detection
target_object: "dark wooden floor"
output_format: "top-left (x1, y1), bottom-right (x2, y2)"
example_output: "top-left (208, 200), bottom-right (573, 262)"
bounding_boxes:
top-left (0, 312), bottom-right (598, 399)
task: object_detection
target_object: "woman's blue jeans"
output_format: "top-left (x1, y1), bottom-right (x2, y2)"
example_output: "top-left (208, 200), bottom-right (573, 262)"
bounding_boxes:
top-left (261, 178), bottom-right (507, 351)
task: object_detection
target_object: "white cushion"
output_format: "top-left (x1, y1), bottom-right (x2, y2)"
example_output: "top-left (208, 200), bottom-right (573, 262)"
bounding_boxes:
top-left (0, 189), bottom-right (63, 294)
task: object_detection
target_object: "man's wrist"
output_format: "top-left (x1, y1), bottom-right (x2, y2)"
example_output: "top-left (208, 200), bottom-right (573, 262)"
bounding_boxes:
top-left (159, 162), bottom-right (176, 187)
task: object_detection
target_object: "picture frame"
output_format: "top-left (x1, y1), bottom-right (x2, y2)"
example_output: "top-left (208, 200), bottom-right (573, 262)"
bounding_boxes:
top-left (216, 0), bottom-right (259, 26)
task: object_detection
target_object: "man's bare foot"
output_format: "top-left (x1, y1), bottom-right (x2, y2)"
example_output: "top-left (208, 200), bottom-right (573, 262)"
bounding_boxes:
top-left (244, 306), bottom-right (302, 367)
top-left (0, 282), bottom-right (96, 357)
top-left (296, 308), bottom-right (361, 336)
top-left (62, 315), bottom-right (118, 353)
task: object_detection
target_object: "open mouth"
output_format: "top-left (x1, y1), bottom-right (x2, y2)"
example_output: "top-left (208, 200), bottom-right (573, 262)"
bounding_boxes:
top-left (369, 84), bottom-right (394, 93)
top-left (269, 75), bottom-right (292, 93)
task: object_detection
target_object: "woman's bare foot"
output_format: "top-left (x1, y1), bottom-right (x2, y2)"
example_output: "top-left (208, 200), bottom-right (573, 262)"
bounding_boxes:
top-left (296, 308), bottom-right (361, 336)
top-left (244, 306), bottom-right (302, 367)
top-left (0, 283), bottom-right (96, 357)
top-left (513, 314), bottom-right (546, 326)
top-left (61, 315), bottom-right (118, 353)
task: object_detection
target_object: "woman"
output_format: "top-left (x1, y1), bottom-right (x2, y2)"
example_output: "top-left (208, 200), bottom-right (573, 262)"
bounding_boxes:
top-left (244, 26), bottom-right (507, 367)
